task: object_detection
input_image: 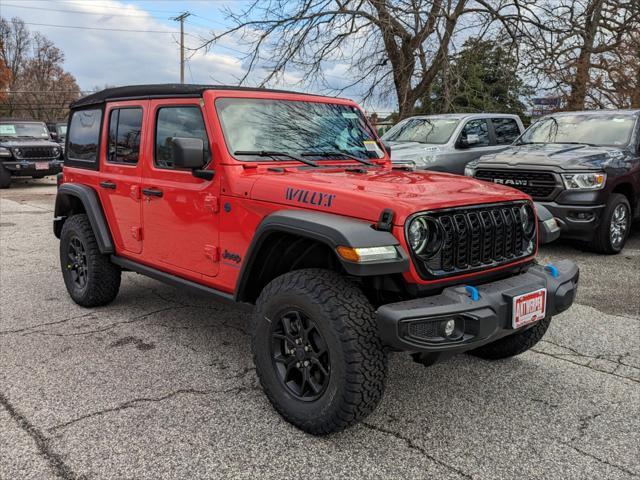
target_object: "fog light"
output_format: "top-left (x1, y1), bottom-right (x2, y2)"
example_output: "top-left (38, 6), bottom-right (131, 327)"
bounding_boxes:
top-left (444, 319), bottom-right (456, 337)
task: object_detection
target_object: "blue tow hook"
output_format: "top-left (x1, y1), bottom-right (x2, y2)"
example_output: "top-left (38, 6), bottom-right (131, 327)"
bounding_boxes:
top-left (464, 285), bottom-right (480, 301)
top-left (545, 264), bottom-right (559, 278)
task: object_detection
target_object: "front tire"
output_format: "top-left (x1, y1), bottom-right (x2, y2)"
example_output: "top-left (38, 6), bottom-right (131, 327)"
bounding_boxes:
top-left (0, 165), bottom-right (11, 189)
top-left (252, 269), bottom-right (387, 435)
top-left (588, 193), bottom-right (631, 254)
top-left (60, 214), bottom-right (121, 307)
top-left (470, 317), bottom-right (552, 360)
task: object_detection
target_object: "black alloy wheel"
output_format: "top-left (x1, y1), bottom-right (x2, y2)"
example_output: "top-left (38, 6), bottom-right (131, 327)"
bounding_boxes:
top-left (67, 236), bottom-right (88, 290)
top-left (270, 309), bottom-right (330, 401)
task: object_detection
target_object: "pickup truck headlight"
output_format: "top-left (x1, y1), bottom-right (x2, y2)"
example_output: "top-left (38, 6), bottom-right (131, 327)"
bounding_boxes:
top-left (562, 172), bottom-right (606, 190)
top-left (0, 147), bottom-right (11, 157)
top-left (407, 216), bottom-right (442, 258)
top-left (464, 165), bottom-right (476, 177)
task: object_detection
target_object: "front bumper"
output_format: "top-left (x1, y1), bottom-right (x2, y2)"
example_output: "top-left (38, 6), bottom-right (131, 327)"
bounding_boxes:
top-left (538, 201), bottom-right (606, 241)
top-left (377, 260), bottom-right (578, 354)
top-left (2, 159), bottom-right (63, 176)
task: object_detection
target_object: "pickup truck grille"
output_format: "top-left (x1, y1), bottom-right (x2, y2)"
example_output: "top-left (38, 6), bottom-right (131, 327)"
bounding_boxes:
top-left (474, 169), bottom-right (557, 199)
top-left (416, 202), bottom-right (534, 278)
top-left (14, 146), bottom-right (58, 160)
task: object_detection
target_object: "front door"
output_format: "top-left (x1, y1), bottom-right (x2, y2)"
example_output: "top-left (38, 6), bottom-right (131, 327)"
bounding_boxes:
top-left (141, 100), bottom-right (219, 278)
top-left (98, 101), bottom-right (146, 254)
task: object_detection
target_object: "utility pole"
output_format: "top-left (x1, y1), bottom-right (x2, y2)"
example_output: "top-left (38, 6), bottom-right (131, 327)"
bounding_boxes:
top-left (172, 12), bottom-right (191, 84)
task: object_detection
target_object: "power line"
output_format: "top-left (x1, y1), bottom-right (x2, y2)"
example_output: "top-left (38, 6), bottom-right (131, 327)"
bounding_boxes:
top-left (0, 3), bottom-right (176, 19)
top-left (21, 22), bottom-right (180, 34)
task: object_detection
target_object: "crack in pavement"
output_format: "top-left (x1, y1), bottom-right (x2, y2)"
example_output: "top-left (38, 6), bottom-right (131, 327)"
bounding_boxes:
top-left (360, 422), bottom-right (472, 479)
top-left (0, 313), bottom-right (95, 335)
top-left (48, 385), bottom-right (258, 433)
top-left (559, 441), bottom-right (639, 477)
top-left (532, 345), bottom-right (640, 384)
top-left (0, 392), bottom-right (85, 480)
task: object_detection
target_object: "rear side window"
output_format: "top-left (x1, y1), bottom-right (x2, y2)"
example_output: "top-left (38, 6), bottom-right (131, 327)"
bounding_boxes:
top-left (108, 108), bottom-right (143, 164)
top-left (155, 106), bottom-right (210, 169)
top-left (460, 119), bottom-right (490, 147)
top-left (493, 118), bottom-right (520, 145)
top-left (67, 109), bottom-right (103, 168)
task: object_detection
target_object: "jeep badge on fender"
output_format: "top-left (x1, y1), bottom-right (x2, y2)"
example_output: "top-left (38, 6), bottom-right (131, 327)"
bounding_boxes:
top-left (53, 84), bottom-right (579, 435)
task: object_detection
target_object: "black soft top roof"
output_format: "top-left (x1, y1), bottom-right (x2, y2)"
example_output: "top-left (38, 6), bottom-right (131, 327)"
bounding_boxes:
top-left (71, 84), bottom-right (335, 109)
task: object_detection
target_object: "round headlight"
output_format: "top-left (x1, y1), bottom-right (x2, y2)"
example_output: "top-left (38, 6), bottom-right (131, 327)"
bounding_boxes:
top-left (520, 204), bottom-right (535, 238)
top-left (408, 216), bottom-right (442, 257)
top-left (53, 147), bottom-right (60, 156)
top-left (13, 148), bottom-right (23, 158)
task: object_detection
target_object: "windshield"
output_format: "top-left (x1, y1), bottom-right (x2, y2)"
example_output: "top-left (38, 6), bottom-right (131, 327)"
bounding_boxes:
top-left (0, 122), bottom-right (50, 139)
top-left (58, 125), bottom-right (67, 136)
top-left (520, 113), bottom-right (636, 147)
top-left (215, 98), bottom-right (384, 161)
top-left (382, 117), bottom-right (460, 144)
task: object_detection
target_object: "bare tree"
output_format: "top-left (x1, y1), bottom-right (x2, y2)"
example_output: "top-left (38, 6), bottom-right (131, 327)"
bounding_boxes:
top-left (197, 0), bottom-right (513, 119)
top-left (515, 0), bottom-right (640, 110)
top-left (0, 17), bottom-right (80, 120)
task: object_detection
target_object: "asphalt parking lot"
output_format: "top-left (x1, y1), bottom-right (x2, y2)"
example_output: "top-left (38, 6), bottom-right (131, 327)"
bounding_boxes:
top-left (1, 178), bottom-right (639, 480)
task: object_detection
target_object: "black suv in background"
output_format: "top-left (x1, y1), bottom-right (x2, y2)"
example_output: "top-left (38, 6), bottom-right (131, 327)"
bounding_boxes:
top-left (466, 110), bottom-right (639, 254)
top-left (47, 121), bottom-right (67, 146)
top-left (0, 119), bottom-right (63, 188)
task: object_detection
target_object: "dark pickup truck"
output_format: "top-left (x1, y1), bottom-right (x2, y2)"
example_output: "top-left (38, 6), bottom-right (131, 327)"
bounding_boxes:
top-left (466, 110), bottom-right (639, 254)
top-left (0, 119), bottom-right (63, 188)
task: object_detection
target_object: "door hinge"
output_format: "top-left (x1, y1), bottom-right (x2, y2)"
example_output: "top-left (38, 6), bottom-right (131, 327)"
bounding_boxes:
top-left (130, 185), bottom-right (141, 201)
top-left (204, 245), bottom-right (219, 262)
top-left (204, 194), bottom-right (219, 213)
top-left (130, 226), bottom-right (142, 241)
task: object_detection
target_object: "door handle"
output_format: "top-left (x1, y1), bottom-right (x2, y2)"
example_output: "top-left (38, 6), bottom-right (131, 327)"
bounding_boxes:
top-left (99, 181), bottom-right (116, 190)
top-left (142, 187), bottom-right (163, 198)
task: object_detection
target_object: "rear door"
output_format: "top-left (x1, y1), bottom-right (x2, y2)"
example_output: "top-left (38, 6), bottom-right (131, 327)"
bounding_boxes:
top-left (140, 99), bottom-right (220, 278)
top-left (490, 117), bottom-right (523, 148)
top-left (98, 101), bottom-right (146, 254)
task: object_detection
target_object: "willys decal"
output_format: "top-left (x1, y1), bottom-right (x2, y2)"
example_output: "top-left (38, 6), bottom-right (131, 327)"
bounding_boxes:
top-left (285, 188), bottom-right (336, 208)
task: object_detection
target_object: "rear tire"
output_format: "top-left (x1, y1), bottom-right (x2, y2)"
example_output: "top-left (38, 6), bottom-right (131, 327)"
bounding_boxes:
top-left (470, 317), bottom-right (552, 360)
top-left (588, 194), bottom-right (631, 254)
top-left (251, 268), bottom-right (387, 435)
top-left (60, 214), bottom-right (121, 307)
top-left (0, 165), bottom-right (11, 189)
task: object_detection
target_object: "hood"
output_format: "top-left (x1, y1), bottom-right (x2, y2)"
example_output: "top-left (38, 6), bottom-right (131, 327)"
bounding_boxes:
top-left (477, 143), bottom-right (628, 170)
top-left (249, 166), bottom-right (529, 225)
top-left (386, 141), bottom-right (444, 161)
top-left (0, 138), bottom-right (59, 148)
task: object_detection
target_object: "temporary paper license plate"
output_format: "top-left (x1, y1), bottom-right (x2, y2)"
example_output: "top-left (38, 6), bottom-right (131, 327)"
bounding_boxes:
top-left (35, 162), bottom-right (49, 170)
top-left (512, 288), bottom-right (546, 329)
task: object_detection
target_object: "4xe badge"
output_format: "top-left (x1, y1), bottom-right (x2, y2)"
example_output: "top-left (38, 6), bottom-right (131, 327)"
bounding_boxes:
top-left (285, 187), bottom-right (336, 208)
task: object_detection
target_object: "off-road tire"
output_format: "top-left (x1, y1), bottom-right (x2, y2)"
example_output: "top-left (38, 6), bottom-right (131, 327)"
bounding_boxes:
top-left (470, 317), bottom-right (552, 360)
top-left (60, 214), bottom-right (121, 307)
top-left (588, 193), bottom-right (631, 254)
top-left (252, 268), bottom-right (387, 435)
top-left (0, 165), bottom-right (11, 189)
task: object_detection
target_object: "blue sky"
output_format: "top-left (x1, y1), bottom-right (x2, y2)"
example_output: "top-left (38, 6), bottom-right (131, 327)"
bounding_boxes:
top-left (0, 0), bottom-right (385, 110)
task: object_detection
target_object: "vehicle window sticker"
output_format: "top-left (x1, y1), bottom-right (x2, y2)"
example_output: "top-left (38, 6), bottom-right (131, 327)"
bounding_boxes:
top-left (0, 125), bottom-right (16, 135)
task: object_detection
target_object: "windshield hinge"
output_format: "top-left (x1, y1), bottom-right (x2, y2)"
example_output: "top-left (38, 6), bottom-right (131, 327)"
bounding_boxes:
top-left (377, 209), bottom-right (394, 231)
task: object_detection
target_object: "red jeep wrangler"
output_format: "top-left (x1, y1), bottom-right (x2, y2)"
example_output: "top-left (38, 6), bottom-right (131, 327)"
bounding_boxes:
top-left (53, 85), bottom-right (578, 434)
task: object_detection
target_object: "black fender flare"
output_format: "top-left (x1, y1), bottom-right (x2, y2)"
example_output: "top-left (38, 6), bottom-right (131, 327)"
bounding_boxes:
top-left (234, 210), bottom-right (409, 301)
top-left (54, 183), bottom-right (114, 254)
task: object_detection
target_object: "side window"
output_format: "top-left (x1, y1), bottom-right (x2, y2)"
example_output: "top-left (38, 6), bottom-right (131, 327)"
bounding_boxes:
top-left (493, 118), bottom-right (520, 145)
top-left (459, 119), bottom-right (490, 148)
top-left (107, 108), bottom-right (143, 164)
top-left (155, 106), bottom-right (210, 169)
top-left (67, 109), bottom-right (102, 167)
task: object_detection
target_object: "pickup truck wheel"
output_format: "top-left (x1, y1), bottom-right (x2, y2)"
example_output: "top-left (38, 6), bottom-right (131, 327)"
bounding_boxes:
top-left (469, 316), bottom-right (551, 360)
top-left (252, 268), bottom-right (387, 435)
top-left (588, 194), bottom-right (631, 254)
top-left (0, 165), bottom-right (11, 189)
top-left (60, 214), bottom-right (121, 307)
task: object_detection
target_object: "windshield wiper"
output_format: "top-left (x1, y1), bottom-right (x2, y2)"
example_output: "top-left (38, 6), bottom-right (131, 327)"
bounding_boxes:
top-left (300, 150), bottom-right (374, 166)
top-left (551, 141), bottom-right (598, 147)
top-left (234, 150), bottom-right (318, 167)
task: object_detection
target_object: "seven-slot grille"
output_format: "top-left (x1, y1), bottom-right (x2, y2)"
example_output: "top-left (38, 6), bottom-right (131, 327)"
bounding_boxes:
top-left (474, 169), bottom-right (557, 199)
top-left (14, 146), bottom-right (58, 160)
top-left (417, 203), bottom-right (533, 278)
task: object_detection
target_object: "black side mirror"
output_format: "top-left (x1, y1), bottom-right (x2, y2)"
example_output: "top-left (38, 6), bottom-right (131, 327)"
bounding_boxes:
top-left (171, 137), bottom-right (214, 180)
top-left (50, 132), bottom-right (59, 141)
